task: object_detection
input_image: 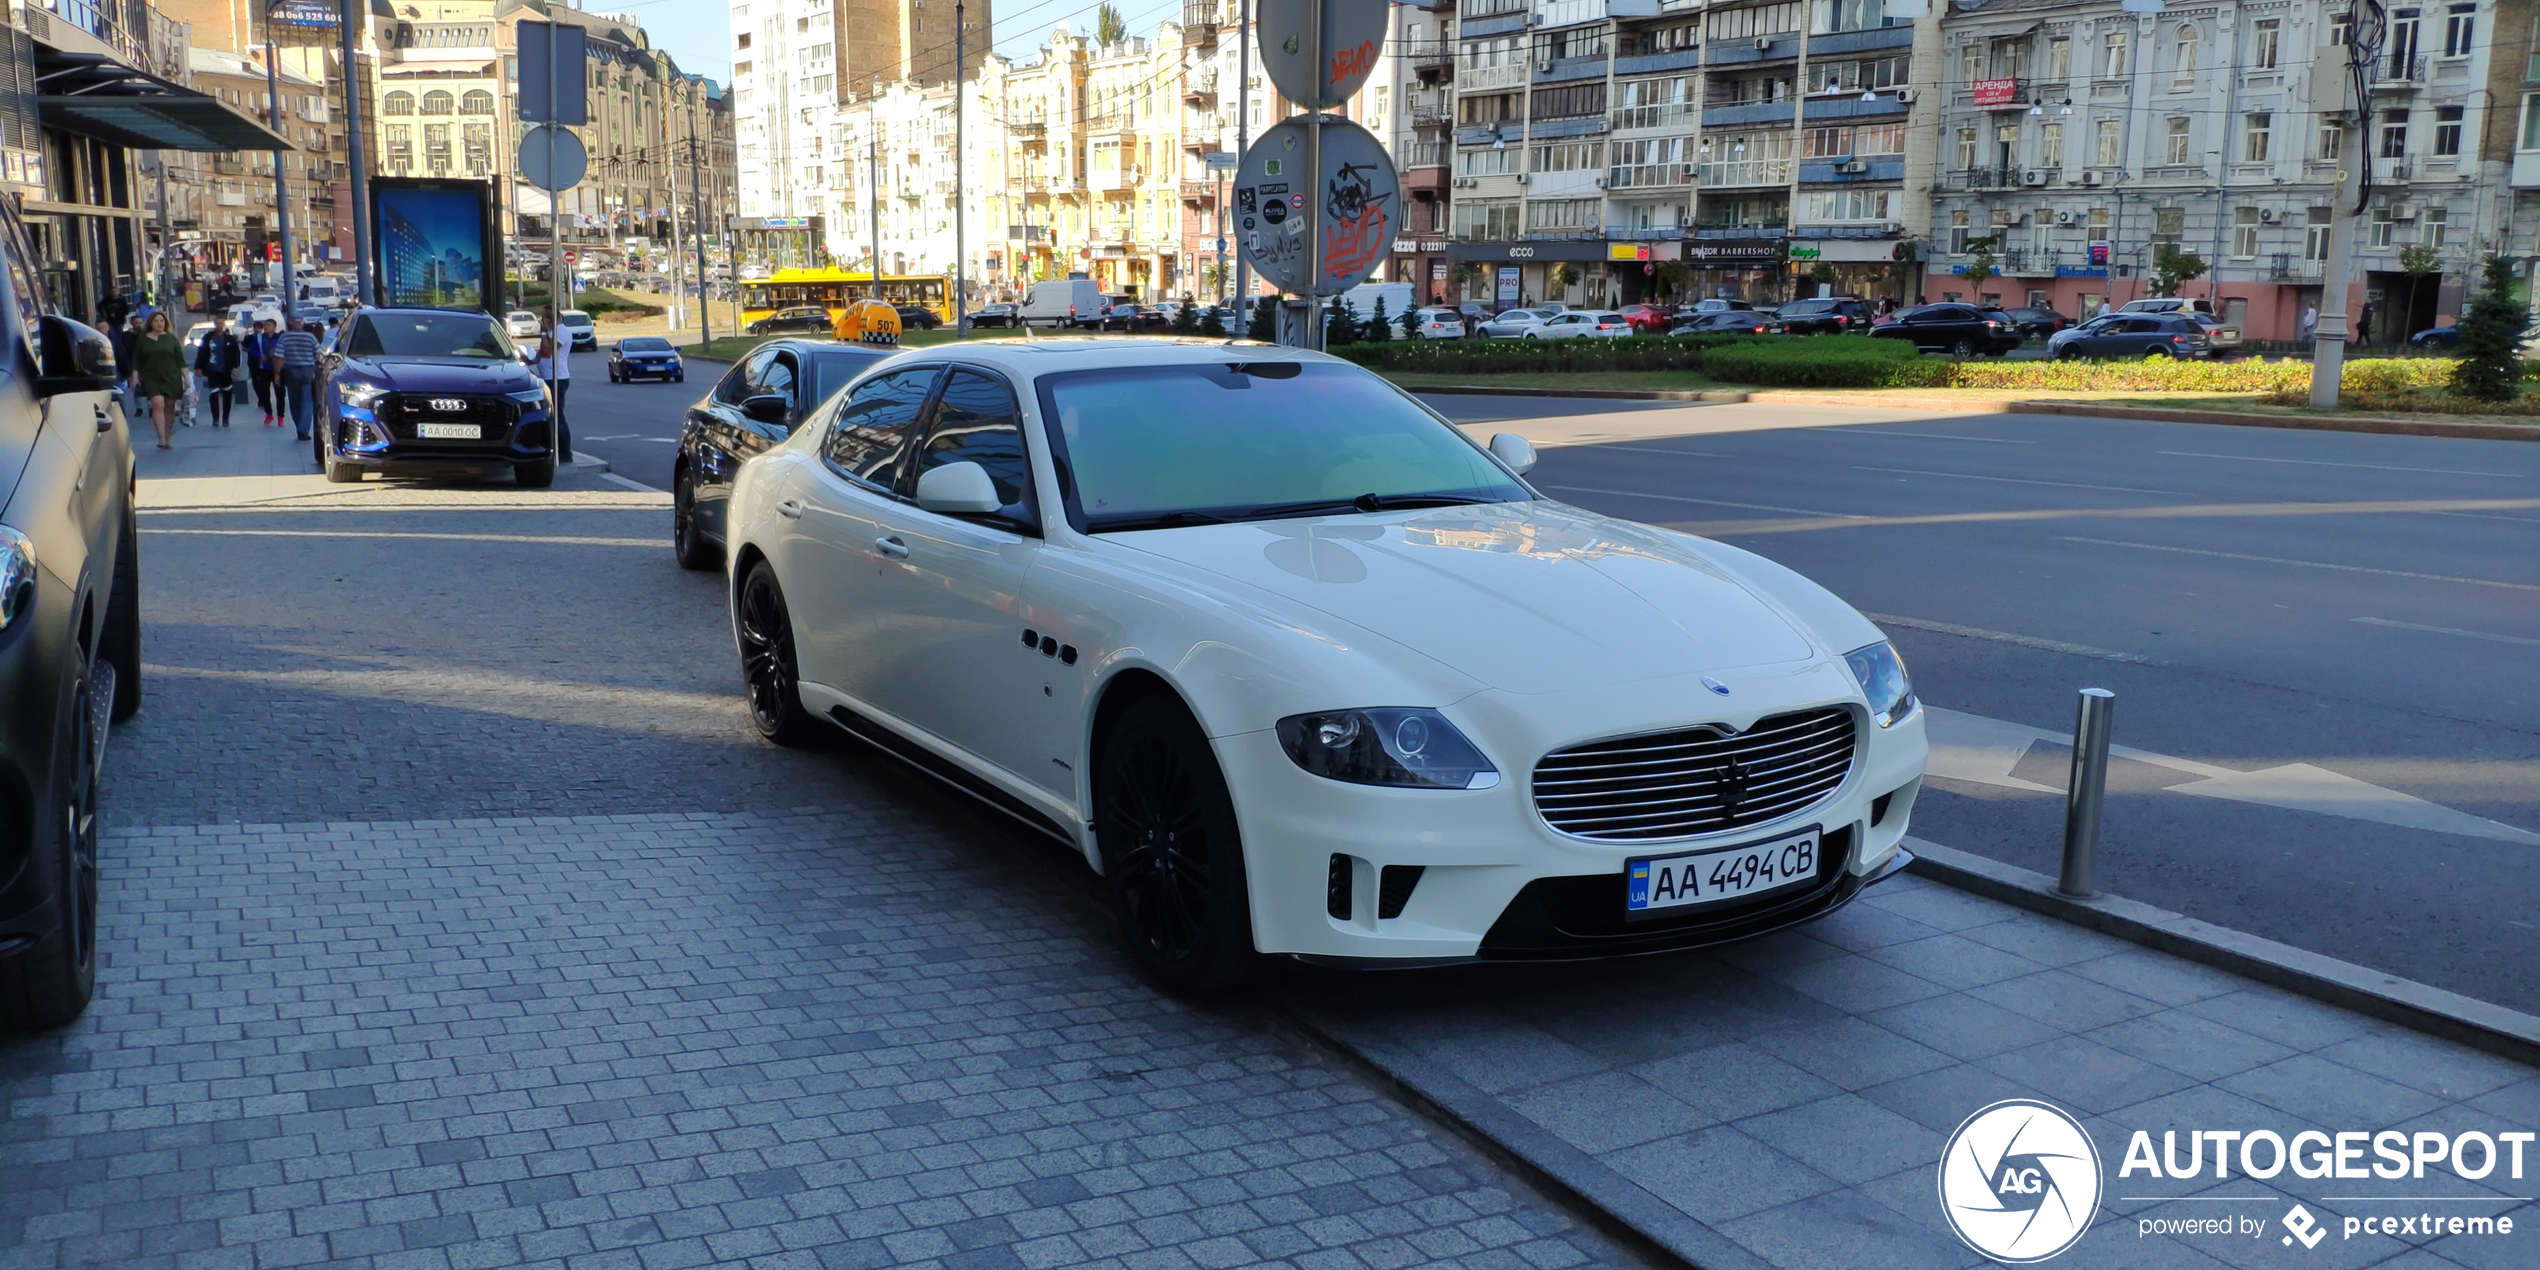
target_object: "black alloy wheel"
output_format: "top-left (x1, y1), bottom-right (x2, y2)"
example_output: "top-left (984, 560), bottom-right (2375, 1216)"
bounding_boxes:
top-left (1, 644), bottom-right (102, 1030)
top-left (2143, 345), bottom-right (2172, 359)
top-left (1952, 337), bottom-right (1977, 357)
top-left (1095, 696), bottom-right (1256, 993)
top-left (672, 465), bottom-right (716, 570)
top-left (737, 562), bottom-right (818, 746)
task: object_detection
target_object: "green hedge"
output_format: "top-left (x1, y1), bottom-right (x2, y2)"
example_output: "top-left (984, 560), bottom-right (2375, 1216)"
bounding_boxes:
top-left (1332, 333), bottom-right (1758, 375)
top-left (1700, 337), bottom-right (1932, 389)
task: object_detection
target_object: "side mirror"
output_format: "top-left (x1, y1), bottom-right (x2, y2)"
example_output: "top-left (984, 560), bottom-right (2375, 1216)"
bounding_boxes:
top-left (741, 393), bottom-right (790, 424)
top-left (1489, 432), bottom-right (1537, 476)
top-left (915, 460), bottom-right (1004, 515)
top-left (36, 314), bottom-right (115, 397)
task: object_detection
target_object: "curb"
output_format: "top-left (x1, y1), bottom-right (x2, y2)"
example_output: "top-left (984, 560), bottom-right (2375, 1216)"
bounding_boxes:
top-left (1902, 837), bottom-right (2540, 1068)
top-left (1403, 383), bottom-right (1746, 403)
top-left (559, 456), bottom-right (611, 476)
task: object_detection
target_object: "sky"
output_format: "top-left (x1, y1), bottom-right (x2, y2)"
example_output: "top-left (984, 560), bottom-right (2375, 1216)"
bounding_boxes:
top-left (592, 0), bottom-right (1187, 88)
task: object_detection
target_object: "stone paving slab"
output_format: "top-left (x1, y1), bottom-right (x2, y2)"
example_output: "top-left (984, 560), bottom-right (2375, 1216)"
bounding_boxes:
top-left (0, 812), bottom-right (1655, 1270)
top-left (1284, 872), bottom-right (2540, 1270)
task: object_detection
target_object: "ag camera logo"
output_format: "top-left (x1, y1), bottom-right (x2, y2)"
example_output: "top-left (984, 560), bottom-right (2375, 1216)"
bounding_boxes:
top-left (1939, 1099), bottom-right (2104, 1262)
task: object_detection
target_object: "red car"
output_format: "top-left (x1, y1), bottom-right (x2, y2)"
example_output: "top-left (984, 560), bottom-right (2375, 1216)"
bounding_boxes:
top-left (1619, 303), bottom-right (1678, 334)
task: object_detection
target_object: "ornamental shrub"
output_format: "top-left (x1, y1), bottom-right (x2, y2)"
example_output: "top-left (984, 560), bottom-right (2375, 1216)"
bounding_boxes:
top-left (2448, 255), bottom-right (2528, 403)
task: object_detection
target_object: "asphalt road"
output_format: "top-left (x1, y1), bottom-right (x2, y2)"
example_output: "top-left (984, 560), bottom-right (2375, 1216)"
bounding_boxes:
top-left (549, 362), bottom-right (2540, 1013)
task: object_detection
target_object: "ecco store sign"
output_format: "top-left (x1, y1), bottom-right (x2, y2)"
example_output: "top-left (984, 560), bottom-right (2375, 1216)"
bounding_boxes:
top-left (1939, 1100), bottom-right (2532, 1263)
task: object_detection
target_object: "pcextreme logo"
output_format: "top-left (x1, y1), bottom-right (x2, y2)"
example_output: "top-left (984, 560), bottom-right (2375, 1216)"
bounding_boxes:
top-left (1939, 1100), bottom-right (2105, 1263)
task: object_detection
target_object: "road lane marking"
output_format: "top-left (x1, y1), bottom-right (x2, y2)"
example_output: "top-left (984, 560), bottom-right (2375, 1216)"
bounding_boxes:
top-left (1570, 444), bottom-right (1738, 459)
top-left (1669, 496), bottom-right (2540, 537)
top-left (2350, 616), bottom-right (2540, 647)
top-left (1821, 428), bottom-right (2038, 444)
top-left (1541, 484), bottom-right (1862, 518)
top-left (2158, 450), bottom-right (2522, 478)
top-left (145, 528), bottom-right (659, 547)
top-left (1853, 465), bottom-right (2189, 495)
top-left (599, 472), bottom-right (661, 492)
top-left (1922, 706), bottom-right (2540, 845)
top-left (1864, 613), bottom-right (2166, 664)
top-left (2063, 536), bottom-right (2540, 594)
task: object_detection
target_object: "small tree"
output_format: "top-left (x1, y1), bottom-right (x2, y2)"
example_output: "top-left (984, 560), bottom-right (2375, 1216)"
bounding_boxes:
top-left (1449, 262), bottom-right (1479, 298)
top-left (1808, 261), bottom-right (1840, 289)
top-left (1199, 306), bottom-right (1227, 338)
top-left (1095, 2), bottom-right (1128, 45)
top-left (1554, 262), bottom-right (1583, 295)
top-left (1248, 294), bottom-right (1277, 341)
top-left (1656, 259), bottom-right (1691, 302)
top-left (1960, 234), bottom-right (2001, 296)
top-left (2448, 254), bottom-right (2526, 402)
top-left (1324, 293), bottom-right (1357, 345)
top-left (1399, 304), bottom-right (1420, 339)
top-left (1172, 296), bottom-right (1199, 335)
top-left (1364, 297), bottom-right (1391, 341)
top-left (2149, 245), bottom-right (2206, 298)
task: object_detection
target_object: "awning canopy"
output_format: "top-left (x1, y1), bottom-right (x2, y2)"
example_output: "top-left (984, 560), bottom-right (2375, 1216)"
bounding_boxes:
top-left (37, 52), bottom-right (297, 152)
top-left (380, 57), bottom-right (496, 76)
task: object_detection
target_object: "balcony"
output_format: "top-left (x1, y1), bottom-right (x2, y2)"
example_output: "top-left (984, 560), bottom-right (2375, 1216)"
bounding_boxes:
top-left (1180, 0), bottom-right (1219, 46)
top-left (1461, 0), bottom-right (1527, 17)
top-left (2267, 252), bottom-right (2325, 281)
top-left (1956, 166), bottom-right (2021, 189)
top-left (1403, 165), bottom-right (1448, 196)
top-left (1179, 180), bottom-right (1218, 201)
top-left (1607, 223), bottom-right (1686, 241)
top-left (213, 157), bottom-right (244, 175)
top-left (1094, 167), bottom-right (1139, 192)
top-left (2378, 53), bottom-right (2429, 87)
top-left (1412, 106), bottom-right (1453, 130)
top-left (1461, 62), bottom-right (1527, 93)
top-left (1607, 162), bottom-right (1694, 189)
top-left (1611, 101), bottom-right (1699, 132)
top-left (1695, 158), bottom-right (1792, 187)
top-left (1404, 41), bottom-right (1454, 77)
top-left (1086, 113), bottom-right (1134, 140)
top-left (2377, 157), bottom-right (2413, 183)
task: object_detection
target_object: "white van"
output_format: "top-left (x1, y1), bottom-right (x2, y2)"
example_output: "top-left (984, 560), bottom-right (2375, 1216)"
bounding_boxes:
top-left (1019, 279), bottom-right (1104, 329)
top-left (1340, 281), bottom-right (1414, 327)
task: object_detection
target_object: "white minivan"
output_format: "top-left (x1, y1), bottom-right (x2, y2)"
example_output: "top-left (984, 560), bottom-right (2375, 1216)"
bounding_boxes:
top-left (1018, 279), bottom-right (1105, 328)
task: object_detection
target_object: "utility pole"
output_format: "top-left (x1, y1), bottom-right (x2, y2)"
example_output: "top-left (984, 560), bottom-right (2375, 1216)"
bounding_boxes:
top-left (2311, 0), bottom-right (2375, 408)
top-left (1233, 0), bottom-right (1250, 313)
top-left (666, 135), bottom-right (685, 329)
top-left (260, 15), bottom-right (298, 309)
top-left (954, 0), bottom-right (968, 336)
top-left (689, 117), bottom-right (711, 345)
top-left (342, 0), bottom-right (371, 304)
top-left (151, 156), bottom-right (170, 305)
top-left (869, 135), bottom-right (883, 295)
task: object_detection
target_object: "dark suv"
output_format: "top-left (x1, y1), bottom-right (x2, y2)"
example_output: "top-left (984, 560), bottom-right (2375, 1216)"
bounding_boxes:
top-left (2052, 313), bottom-right (2212, 359)
top-left (315, 308), bottom-right (560, 486)
top-left (746, 306), bottom-right (835, 336)
top-left (1870, 303), bottom-right (2021, 356)
top-left (1773, 296), bottom-right (1870, 335)
top-left (0, 196), bottom-right (142, 1030)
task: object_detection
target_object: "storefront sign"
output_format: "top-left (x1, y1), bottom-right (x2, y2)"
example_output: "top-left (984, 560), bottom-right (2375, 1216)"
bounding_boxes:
top-left (1788, 245), bottom-right (1821, 260)
top-left (1607, 243), bottom-right (1652, 262)
top-left (2088, 242), bottom-right (2112, 264)
top-left (1496, 265), bottom-right (1520, 306)
top-left (1973, 78), bottom-right (2021, 107)
top-left (2055, 265), bottom-right (2110, 277)
top-left (1684, 239), bottom-right (1784, 262)
top-left (1447, 241), bottom-right (1610, 262)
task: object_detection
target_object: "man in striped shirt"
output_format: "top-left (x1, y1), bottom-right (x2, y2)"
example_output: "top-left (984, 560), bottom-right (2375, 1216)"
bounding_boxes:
top-left (278, 321), bottom-right (322, 441)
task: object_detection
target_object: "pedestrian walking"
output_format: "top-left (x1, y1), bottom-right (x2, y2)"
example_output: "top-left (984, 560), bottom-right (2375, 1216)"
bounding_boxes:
top-left (2299, 303), bottom-right (2319, 347)
top-left (278, 320), bottom-right (321, 441)
top-left (130, 311), bottom-right (186, 451)
top-left (536, 314), bottom-right (572, 464)
top-left (2356, 300), bottom-right (2377, 348)
top-left (244, 318), bottom-right (279, 424)
top-left (194, 314), bottom-right (242, 428)
top-left (111, 312), bottom-right (145, 420)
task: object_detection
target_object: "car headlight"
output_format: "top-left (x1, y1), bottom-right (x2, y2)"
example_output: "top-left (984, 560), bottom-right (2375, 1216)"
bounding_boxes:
top-left (338, 381), bottom-right (387, 408)
top-left (0, 525), bottom-right (33, 632)
top-left (1844, 641), bottom-right (1916, 728)
top-left (1276, 708), bottom-right (1500, 790)
top-left (506, 387), bottom-right (549, 405)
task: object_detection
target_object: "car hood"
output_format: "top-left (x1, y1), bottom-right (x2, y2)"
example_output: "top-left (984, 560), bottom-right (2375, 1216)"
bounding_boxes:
top-left (339, 356), bottom-right (543, 395)
top-left (1108, 500), bottom-right (1820, 696)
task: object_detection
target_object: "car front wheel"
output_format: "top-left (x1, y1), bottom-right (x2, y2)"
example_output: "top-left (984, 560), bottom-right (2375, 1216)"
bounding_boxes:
top-left (1095, 694), bottom-right (1257, 994)
top-left (2143, 346), bottom-right (2172, 359)
top-left (0, 640), bottom-right (101, 1031)
top-left (1952, 337), bottom-right (1977, 357)
top-left (737, 562), bottom-right (820, 747)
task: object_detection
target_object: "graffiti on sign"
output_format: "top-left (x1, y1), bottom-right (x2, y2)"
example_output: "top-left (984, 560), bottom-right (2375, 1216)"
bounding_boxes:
top-left (1320, 161), bottom-right (1391, 287)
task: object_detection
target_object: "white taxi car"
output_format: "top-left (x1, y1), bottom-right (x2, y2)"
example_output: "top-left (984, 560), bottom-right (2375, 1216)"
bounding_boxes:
top-left (724, 339), bottom-right (1927, 990)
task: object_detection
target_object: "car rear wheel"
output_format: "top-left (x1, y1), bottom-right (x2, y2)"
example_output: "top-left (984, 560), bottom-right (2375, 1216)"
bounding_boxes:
top-left (1952, 337), bottom-right (1977, 357)
top-left (0, 643), bottom-right (101, 1031)
top-left (672, 466), bottom-right (716, 571)
top-left (1096, 695), bottom-right (1257, 994)
top-left (737, 562), bottom-right (820, 747)
top-left (2142, 346), bottom-right (2172, 359)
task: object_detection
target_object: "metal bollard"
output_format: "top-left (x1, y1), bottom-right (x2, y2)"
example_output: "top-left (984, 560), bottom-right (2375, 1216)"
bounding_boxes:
top-left (2057, 688), bottom-right (2116, 898)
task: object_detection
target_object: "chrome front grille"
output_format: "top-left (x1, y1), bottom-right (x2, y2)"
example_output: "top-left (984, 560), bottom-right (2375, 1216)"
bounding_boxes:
top-left (1533, 707), bottom-right (1858, 842)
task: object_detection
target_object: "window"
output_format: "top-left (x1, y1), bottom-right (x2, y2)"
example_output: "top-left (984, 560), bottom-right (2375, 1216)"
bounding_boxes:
top-left (2102, 29), bottom-right (2128, 78)
top-left (2389, 9), bottom-right (2421, 75)
top-left (1531, 83), bottom-right (1607, 119)
top-left (2331, 14), bottom-right (2352, 46)
top-left (1856, 123), bottom-right (1905, 154)
top-left (1531, 141), bottom-right (1603, 171)
top-left (2088, 206), bottom-right (2110, 242)
top-left (1815, 0), bottom-right (1883, 34)
top-left (1995, 123), bottom-right (2019, 170)
top-left (2304, 207), bottom-right (2332, 261)
top-left (823, 367), bottom-right (939, 492)
top-left (461, 89), bottom-right (494, 115)
top-left (1948, 208), bottom-right (1971, 253)
top-left (1961, 45), bottom-right (1982, 89)
top-left (2030, 213), bottom-right (2052, 253)
top-left (913, 372), bottom-right (1035, 531)
top-left (2524, 93), bottom-right (2540, 149)
top-left (1801, 188), bottom-right (1892, 221)
top-left (1457, 92), bottom-right (1517, 125)
top-left (1987, 36), bottom-right (2029, 81)
top-left (2040, 121), bottom-right (2063, 168)
top-left (383, 90), bottom-right (415, 116)
top-left (2251, 18), bottom-right (2280, 69)
top-left (1805, 126), bottom-right (1851, 158)
top-left (2319, 121), bottom-right (2345, 161)
top-left (2435, 105), bottom-right (2463, 155)
top-left (2244, 113), bottom-right (2272, 163)
top-left (2370, 207), bottom-right (2395, 247)
top-left (1958, 126), bottom-right (1978, 171)
top-left (2443, 4), bottom-right (2474, 57)
top-left (2046, 36), bottom-right (2071, 81)
top-left (2094, 118), bottom-right (2122, 166)
top-left (1453, 199), bottom-right (1521, 239)
top-left (421, 90), bottom-right (454, 115)
top-left (2154, 206), bottom-right (2185, 239)
top-left (1527, 198), bottom-right (1599, 229)
top-left (1706, 2), bottom-right (1800, 41)
top-left (2382, 108), bottom-right (2409, 157)
top-left (2172, 24), bottom-right (2199, 88)
top-left (2231, 207), bottom-right (2260, 257)
top-left (2423, 206), bottom-right (2448, 247)
top-left (2165, 117), bottom-right (2192, 164)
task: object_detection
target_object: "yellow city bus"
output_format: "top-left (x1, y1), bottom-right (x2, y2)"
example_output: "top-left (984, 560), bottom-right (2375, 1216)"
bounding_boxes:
top-left (737, 269), bottom-right (951, 327)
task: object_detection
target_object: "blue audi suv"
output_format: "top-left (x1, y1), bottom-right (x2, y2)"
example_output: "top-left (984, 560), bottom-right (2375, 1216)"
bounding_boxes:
top-left (314, 307), bottom-right (559, 486)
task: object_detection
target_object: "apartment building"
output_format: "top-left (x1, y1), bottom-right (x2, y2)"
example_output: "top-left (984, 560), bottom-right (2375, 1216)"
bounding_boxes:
top-left (1929, 0), bottom-right (2509, 342)
top-left (170, 47), bottom-right (341, 274)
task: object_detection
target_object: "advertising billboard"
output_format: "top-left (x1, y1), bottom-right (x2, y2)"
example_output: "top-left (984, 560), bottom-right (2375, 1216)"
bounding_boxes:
top-left (370, 178), bottom-right (502, 314)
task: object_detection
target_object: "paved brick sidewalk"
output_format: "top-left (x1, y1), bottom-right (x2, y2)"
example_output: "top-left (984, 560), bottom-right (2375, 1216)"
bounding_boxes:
top-left (0, 811), bottom-right (1651, 1270)
top-left (1289, 870), bottom-right (2539, 1270)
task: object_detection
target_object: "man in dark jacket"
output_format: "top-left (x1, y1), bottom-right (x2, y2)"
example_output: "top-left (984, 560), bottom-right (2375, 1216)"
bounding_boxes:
top-left (243, 318), bottom-right (280, 424)
top-left (194, 314), bottom-right (242, 427)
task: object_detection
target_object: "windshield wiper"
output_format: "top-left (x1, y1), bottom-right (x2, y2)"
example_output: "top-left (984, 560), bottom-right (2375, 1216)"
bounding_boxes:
top-left (1088, 509), bottom-right (1235, 532)
top-left (1352, 493), bottom-right (1498, 511)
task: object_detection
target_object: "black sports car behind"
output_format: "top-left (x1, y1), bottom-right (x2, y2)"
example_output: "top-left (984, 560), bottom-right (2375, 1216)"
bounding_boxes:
top-left (674, 338), bottom-right (901, 569)
top-left (896, 305), bottom-right (943, 331)
top-left (746, 306), bottom-right (835, 336)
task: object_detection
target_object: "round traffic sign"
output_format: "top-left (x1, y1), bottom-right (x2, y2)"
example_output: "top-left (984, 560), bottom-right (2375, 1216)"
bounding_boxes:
top-left (518, 123), bottom-right (587, 191)
top-left (563, 250), bottom-right (578, 262)
top-left (1258, 0), bottom-right (1389, 109)
top-left (1232, 115), bottom-right (1401, 297)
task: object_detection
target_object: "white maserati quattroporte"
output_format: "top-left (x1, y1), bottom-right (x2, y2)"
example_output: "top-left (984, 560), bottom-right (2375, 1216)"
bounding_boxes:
top-left (725, 339), bottom-right (1927, 990)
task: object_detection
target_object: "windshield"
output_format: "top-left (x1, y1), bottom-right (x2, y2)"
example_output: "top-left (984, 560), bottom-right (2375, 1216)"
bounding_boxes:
top-left (620, 337), bottom-right (671, 351)
top-left (807, 349), bottom-right (890, 405)
top-left (349, 312), bottom-right (513, 359)
top-left (1041, 362), bottom-right (1531, 533)
top-left (561, 311), bottom-right (593, 326)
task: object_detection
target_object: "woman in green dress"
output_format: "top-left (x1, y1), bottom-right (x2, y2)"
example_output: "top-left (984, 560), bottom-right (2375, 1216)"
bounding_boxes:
top-left (129, 310), bottom-right (184, 450)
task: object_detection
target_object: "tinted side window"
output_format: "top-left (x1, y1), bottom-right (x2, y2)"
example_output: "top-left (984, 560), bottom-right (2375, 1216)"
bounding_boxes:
top-left (822, 367), bottom-right (939, 492)
top-left (912, 370), bottom-right (1035, 532)
top-left (713, 359), bottom-right (754, 405)
top-left (760, 352), bottom-right (799, 409)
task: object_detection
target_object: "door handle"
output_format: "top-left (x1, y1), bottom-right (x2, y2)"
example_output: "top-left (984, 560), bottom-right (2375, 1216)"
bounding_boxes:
top-left (874, 535), bottom-right (910, 560)
top-left (775, 499), bottom-right (803, 519)
top-left (94, 403), bottom-right (111, 433)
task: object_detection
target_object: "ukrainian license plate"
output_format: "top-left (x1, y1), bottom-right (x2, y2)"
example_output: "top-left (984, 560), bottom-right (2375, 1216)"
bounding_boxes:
top-left (1626, 827), bottom-right (1822, 915)
top-left (417, 422), bottom-right (480, 440)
